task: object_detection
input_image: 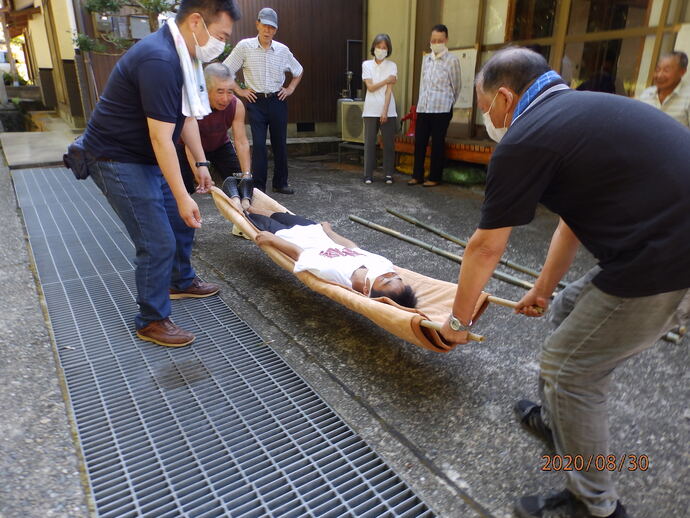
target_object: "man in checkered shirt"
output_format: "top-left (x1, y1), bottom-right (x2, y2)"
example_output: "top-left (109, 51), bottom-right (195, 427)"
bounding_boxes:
top-left (224, 7), bottom-right (303, 194)
top-left (408, 24), bottom-right (461, 187)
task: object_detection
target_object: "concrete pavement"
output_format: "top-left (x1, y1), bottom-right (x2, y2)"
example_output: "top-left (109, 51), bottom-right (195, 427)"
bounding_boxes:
top-left (1, 155), bottom-right (688, 517)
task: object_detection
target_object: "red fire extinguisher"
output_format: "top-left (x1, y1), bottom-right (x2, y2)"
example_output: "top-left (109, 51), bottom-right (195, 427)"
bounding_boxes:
top-left (400, 105), bottom-right (417, 137)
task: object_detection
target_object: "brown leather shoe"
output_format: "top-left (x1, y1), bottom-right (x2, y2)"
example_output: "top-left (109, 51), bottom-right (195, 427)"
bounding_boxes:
top-left (407, 178), bottom-right (422, 185)
top-left (169, 277), bottom-right (220, 299)
top-left (423, 180), bottom-right (440, 187)
top-left (136, 318), bottom-right (194, 347)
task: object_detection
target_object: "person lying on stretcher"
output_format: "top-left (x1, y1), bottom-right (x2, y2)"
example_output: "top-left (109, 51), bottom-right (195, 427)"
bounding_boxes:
top-left (246, 206), bottom-right (418, 308)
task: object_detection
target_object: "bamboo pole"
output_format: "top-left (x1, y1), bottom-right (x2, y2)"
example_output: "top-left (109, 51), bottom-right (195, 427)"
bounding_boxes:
top-left (420, 320), bottom-right (484, 342)
top-left (351, 215), bottom-right (682, 345)
top-left (386, 207), bottom-right (567, 288)
top-left (349, 215), bottom-right (537, 291)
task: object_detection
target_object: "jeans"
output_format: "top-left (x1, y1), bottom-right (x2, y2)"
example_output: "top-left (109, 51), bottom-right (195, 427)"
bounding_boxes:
top-left (176, 141), bottom-right (241, 194)
top-left (540, 267), bottom-right (689, 515)
top-left (412, 111), bottom-right (452, 182)
top-left (89, 160), bottom-right (197, 329)
top-left (363, 116), bottom-right (397, 180)
top-left (246, 96), bottom-right (289, 191)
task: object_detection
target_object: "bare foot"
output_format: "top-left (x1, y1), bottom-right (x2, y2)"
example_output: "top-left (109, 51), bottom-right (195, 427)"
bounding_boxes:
top-left (246, 205), bottom-right (273, 216)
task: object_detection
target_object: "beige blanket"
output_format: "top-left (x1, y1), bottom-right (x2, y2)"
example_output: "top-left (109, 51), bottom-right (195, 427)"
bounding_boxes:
top-left (210, 186), bottom-right (490, 353)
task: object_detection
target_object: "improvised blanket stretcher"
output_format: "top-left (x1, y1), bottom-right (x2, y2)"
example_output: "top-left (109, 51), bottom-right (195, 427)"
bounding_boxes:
top-left (210, 186), bottom-right (495, 353)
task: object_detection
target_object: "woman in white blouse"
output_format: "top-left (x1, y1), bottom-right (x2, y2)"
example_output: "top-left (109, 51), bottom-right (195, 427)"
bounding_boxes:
top-left (361, 34), bottom-right (398, 184)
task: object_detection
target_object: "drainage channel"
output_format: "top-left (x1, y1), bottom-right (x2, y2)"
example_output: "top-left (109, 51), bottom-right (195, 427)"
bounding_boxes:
top-left (13, 167), bottom-right (436, 518)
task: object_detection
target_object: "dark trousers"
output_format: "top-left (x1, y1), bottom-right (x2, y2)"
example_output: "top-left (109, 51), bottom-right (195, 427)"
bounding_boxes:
top-left (413, 111), bottom-right (453, 182)
top-left (176, 141), bottom-right (241, 194)
top-left (248, 212), bottom-right (315, 234)
top-left (246, 96), bottom-right (289, 191)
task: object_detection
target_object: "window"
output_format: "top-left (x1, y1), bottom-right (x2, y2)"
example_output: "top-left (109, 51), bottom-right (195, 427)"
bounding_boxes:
top-left (510, 0), bottom-right (557, 40)
top-left (565, 37), bottom-right (645, 96)
top-left (568, 0), bottom-right (652, 34)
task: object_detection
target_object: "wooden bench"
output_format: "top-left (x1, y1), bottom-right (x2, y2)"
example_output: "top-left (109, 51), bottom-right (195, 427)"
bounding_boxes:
top-left (393, 135), bottom-right (494, 165)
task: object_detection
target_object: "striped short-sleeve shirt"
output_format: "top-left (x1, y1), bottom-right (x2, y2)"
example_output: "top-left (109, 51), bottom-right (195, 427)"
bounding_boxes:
top-left (223, 36), bottom-right (303, 94)
top-left (637, 81), bottom-right (690, 128)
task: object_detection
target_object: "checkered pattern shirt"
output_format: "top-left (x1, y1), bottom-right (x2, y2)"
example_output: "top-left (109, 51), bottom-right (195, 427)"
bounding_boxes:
top-left (223, 37), bottom-right (303, 94)
top-left (638, 81), bottom-right (690, 128)
top-left (416, 51), bottom-right (461, 113)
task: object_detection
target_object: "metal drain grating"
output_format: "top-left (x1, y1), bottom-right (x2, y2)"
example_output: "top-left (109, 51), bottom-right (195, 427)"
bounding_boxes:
top-left (13, 167), bottom-right (436, 518)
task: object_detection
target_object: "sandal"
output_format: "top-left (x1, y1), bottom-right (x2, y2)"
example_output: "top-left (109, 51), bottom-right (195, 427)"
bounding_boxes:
top-left (407, 178), bottom-right (422, 186)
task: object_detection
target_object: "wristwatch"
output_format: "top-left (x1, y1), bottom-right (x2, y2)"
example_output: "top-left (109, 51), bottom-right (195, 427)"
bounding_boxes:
top-left (195, 161), bottom-right (210, 168)
top-left (449, 314), bottom-right (473, 332)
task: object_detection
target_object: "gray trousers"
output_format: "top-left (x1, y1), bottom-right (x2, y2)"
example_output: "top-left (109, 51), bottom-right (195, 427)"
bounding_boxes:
top-left (542, 266), bottom-right (689, 516)
top-left (363, 116), bottom-right (397, 180)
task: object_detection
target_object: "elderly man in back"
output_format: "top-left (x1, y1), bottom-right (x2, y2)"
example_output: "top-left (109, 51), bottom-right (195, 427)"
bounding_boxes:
top-left (224, 7), bottom-right (303, 194)
top-left (177, 62), bottom-right (253, 207)
top-left (638, 50), bottom-right (690, 127)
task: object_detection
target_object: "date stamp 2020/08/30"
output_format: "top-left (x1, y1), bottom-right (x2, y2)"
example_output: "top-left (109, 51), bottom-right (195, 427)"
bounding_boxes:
top-left (541, 454), bottom-right (649, 472)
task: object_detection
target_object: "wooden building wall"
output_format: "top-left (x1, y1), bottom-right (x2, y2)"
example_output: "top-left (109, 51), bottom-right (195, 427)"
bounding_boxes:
top-left (84, 0), bottom-right (364, 124)
top-left (227, 0), bottom-right (364, 123)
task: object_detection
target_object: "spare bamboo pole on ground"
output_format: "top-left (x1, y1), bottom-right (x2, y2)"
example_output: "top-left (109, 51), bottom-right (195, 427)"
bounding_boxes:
top-left (351, 215), bottom-right (683, 345)
top-left (386, 208), bottom-right (567, 289)
top-left (349, 215), bottom-right (537, 291)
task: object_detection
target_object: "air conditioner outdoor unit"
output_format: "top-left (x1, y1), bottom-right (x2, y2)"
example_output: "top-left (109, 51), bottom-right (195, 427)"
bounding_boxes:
top-left (341, 101), bottom-right (364, 143)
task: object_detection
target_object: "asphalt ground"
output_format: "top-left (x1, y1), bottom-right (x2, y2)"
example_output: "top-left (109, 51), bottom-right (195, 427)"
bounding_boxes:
top-left (191, 158), bottom-right (689, 517)
top-left (1, 156), bottom-right (688, 517)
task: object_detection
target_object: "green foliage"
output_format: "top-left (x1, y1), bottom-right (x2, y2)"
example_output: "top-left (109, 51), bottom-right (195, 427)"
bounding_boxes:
top-left (83, 0), bottom-right (124, 14)
top-left (3, 73), bottom-right (28, 86)
top-left (214, 43), bottom-right (233, 64)
top-left (134, 0), bottom-right (177, 16)
top-left (102, 33), bottom-right (136, 51)
top-left (73, 33), bottom-right (107, 53)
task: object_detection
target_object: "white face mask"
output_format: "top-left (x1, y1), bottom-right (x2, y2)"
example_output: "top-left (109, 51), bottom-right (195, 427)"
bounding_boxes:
top-left (430, 43), bottom-right (446, 55)
top-left (374, 48), bottom-right (388, 61)
top-left (364, 264), bottom-right (396, 297)
top-left (194, 16), bottom-right (225, 63)
top-left (483, 91), bottom-right (509, 143)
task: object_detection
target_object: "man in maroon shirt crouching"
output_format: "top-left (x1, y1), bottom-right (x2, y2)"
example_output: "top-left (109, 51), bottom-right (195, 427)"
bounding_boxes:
top-left (177, 62), bottom-right (252, 208)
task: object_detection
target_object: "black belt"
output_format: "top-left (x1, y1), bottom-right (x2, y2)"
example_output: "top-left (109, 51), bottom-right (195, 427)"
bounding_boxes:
top-left (255, 91), bottom-right (280, 99)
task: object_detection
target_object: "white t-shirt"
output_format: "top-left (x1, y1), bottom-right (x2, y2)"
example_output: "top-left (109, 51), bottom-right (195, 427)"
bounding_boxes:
top-left (277, 224), bottom-right (395, 288)
top-left (361, 59), bottom-right (397, 118)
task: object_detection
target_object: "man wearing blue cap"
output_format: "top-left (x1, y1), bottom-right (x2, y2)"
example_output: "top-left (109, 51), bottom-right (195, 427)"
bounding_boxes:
top-left (224, 7), bottom-right (303, 194)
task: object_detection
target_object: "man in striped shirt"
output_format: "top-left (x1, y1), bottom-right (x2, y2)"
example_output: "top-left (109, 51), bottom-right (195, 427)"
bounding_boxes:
top-left (408, 24), bottom-right (461, 187)
top-left (637, 51), bottom-right (690, 128)
top-left (224, 7), bottom-right (303, 194)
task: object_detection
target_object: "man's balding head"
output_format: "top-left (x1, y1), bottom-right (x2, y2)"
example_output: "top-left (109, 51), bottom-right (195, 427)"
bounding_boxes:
top-left (476, 46), bottom-right (550, 96)
top-left (474, 47), bottom-right (552, 138)
top-left (204, 63), bottom-right (234, 111)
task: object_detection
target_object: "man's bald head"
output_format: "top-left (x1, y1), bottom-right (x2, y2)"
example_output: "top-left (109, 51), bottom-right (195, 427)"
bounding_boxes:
top-left (476, 46), bottom-right (550, 96)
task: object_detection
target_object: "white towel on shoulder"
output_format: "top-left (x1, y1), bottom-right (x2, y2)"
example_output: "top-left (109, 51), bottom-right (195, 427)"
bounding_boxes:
top-left (166, 18), bottom-right (211, 120)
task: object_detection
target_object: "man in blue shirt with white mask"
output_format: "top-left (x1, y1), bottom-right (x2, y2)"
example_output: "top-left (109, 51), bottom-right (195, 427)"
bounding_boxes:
top-left (82, 0), bottom-right (241, 347)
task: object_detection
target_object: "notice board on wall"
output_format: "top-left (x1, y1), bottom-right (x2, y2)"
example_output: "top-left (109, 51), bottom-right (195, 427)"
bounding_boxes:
top-left (450, 48), bottom-right (478, 109)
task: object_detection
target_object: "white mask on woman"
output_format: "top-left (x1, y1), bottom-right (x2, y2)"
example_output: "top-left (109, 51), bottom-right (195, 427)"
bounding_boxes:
top-left (194, 16), bottom-right (225, 63)
top-left (374, 48), bottom-right (388, 61)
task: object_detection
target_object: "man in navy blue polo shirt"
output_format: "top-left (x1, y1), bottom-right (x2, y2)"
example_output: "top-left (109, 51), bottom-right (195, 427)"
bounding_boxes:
top-left (440, 47), bottom-right (690, 517)
top-left (83, 0), bottom-right (241, 347)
